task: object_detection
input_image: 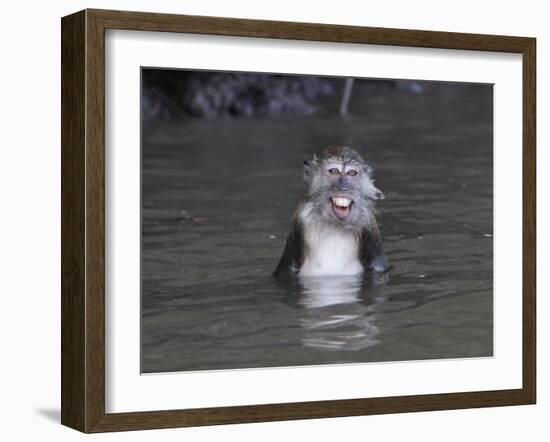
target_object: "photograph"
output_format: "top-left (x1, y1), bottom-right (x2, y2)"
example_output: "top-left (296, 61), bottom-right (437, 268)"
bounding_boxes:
top-left (140, 68), bottom-right (494, 374)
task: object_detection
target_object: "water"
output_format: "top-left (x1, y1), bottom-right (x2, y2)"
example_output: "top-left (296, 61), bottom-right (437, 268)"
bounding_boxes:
top-left (141, 82), bottom-right (493, 373)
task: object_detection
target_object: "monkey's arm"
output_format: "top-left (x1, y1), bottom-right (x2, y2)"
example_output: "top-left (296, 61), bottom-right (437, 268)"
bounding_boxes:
top-left (360, 225), bottom-right (389, 272)
top-left (273, 216), bottom-right (304, 278)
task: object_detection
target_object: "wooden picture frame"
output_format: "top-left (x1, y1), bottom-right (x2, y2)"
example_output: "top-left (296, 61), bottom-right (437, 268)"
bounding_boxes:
top-left (61, 8), bottom-right (536, 433)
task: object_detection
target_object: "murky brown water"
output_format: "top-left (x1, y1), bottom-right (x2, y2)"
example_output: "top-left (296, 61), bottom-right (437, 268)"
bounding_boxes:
top-left (141, 81), bottom-right (493, 373)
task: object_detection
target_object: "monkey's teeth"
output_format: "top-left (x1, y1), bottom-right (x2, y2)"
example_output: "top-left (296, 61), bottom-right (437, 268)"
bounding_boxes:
top-left (332, 197), bottom-right (352, 208)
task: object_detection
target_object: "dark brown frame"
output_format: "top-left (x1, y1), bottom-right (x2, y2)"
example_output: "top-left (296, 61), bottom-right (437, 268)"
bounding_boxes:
top-left (61, 8), bottom-right (536, 433)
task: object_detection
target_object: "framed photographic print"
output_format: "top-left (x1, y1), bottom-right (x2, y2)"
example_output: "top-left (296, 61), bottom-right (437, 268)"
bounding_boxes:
top-left (61, 9), bottom-right (536, 433)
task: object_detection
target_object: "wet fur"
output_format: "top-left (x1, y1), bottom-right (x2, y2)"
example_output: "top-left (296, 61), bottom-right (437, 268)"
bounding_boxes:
top-left (274, 145), bottom-right (388, 278)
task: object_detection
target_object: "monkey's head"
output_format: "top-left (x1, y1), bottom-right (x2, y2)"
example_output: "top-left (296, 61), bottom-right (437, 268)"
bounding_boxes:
top-left (303, 145), bottom-right (384, 230)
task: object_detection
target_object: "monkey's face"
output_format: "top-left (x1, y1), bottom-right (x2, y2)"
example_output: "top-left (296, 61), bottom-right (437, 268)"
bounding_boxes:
top-left (304, 153), bottom-right (384, 230)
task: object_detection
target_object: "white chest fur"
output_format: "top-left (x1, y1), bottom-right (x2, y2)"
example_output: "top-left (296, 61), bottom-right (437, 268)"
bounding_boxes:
top-left (299, 223), bottom-right (364, 277)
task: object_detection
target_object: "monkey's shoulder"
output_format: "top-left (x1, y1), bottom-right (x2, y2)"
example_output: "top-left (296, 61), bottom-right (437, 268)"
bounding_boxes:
top-left (358, 228), bottom-right (389, 273)
top-left (273, 211), bottom-right (306, 278)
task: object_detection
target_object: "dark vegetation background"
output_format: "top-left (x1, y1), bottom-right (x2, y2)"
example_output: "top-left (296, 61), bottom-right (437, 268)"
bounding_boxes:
top-left (141, 69), bottom-right (425, 121)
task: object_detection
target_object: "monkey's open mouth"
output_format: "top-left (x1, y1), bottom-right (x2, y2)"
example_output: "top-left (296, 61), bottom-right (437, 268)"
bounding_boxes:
top-left (330, 197), bottom-right (353, 219)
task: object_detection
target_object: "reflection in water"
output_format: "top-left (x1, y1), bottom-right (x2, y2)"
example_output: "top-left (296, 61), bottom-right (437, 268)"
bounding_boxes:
top-left (141, 82), bottom-right (494, 373)
top-left (296, 274), bottom-right (387, 352)
top-left (298, 275), bottom-right (364, 308)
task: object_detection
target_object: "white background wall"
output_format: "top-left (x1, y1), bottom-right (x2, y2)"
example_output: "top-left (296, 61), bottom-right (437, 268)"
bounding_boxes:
top-left (0, 0), bottom-right (546, 440)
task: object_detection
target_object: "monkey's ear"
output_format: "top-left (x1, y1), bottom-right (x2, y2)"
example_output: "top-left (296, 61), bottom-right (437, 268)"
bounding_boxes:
top-left (365, 164), bottom-right (375, 178)
top-left (303, 154), bottom-right (319, 173)
top-left (373, 186), bottom-right (385, 200)
top-left (303, 153), bottom-right (320, 179)
top-left (303, 159), bottom-right (313, 182)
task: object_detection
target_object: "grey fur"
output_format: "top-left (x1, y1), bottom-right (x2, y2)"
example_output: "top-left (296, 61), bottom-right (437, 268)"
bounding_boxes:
top-left (274, 145), bottom-right (389, 278)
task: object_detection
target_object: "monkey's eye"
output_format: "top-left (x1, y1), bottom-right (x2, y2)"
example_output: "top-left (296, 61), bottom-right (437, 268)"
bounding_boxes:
top-left (328, 168), bottom-right (340, 175)
top-left (347, 169), bottom-right (358, 176)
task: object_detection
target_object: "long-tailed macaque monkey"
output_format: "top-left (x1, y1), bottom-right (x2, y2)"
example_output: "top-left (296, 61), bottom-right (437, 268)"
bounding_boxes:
top-left (274, 145), bottom-right (389, 278)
